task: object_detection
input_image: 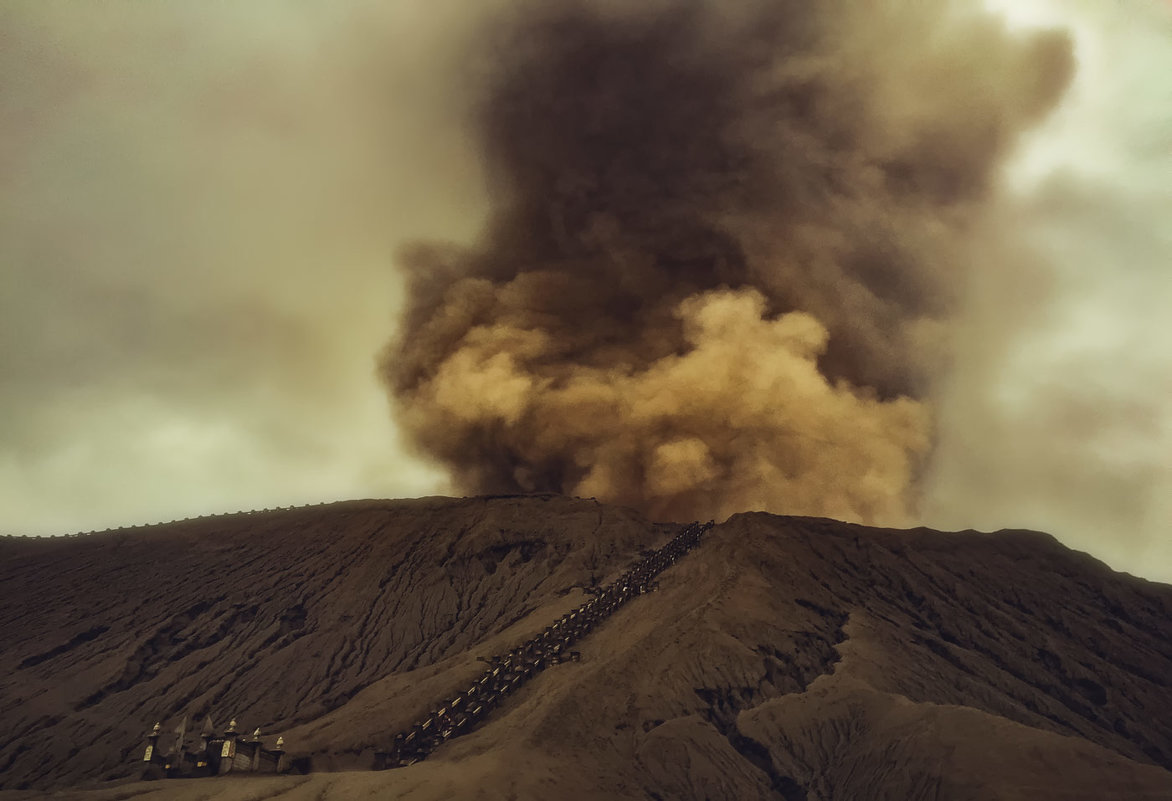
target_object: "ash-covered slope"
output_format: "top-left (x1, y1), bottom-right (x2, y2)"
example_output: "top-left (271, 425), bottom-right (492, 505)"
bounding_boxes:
top-left (0, 496), bottom-right (669, 791)
top-left (1, 497), bottom-right (1170, 800)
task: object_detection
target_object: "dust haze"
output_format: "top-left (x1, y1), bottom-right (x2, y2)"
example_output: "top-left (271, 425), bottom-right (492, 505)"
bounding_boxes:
top-left (383, 0), bottom-right (1072, 524)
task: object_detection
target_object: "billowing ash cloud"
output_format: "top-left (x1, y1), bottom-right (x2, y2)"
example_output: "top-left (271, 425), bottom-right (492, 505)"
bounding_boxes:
top-left (381, 0), bottom-right (1072, 524)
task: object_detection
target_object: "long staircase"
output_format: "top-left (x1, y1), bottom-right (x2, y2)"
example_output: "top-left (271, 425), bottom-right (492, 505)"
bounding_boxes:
top-left (373, 520), bottom-right (714, 769)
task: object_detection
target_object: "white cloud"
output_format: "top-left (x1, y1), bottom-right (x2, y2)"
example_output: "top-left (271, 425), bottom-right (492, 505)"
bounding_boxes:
top-left (927, 0), bottom-right (1172, 580)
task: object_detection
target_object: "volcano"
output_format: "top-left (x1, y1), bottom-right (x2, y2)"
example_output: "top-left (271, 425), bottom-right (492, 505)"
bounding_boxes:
top-left (1, 495), bottom-right (1170, 799)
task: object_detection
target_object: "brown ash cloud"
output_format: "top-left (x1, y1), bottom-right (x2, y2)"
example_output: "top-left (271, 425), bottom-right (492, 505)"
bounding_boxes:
top-left (381, 0), bottom-right (1072, 524)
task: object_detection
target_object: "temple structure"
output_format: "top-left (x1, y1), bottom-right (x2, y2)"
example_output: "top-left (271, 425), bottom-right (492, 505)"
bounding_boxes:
top-left (141, 716), bottom-right (286, 778)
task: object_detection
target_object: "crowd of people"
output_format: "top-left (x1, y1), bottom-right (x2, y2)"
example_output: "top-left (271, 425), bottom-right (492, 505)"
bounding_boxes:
top-left (374, 521), bottom-right (714, 769)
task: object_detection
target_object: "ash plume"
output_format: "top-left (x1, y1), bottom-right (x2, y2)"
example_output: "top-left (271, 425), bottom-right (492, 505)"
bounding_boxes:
top-left (381, 0), bottom-right (1072, 524)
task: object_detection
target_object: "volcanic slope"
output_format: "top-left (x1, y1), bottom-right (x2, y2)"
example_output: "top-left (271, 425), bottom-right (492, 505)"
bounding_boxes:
top-left (1, 496), bottom-right (1170, 800)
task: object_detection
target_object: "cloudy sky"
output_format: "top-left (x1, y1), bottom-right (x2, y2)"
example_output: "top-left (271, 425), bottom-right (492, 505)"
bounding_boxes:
top-left (2, 1), bottom-right (1169, 581)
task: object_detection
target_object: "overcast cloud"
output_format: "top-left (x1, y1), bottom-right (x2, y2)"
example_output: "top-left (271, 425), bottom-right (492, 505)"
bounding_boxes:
top-left (1, 0), bottom-right (1169, 581)
top-left (923, 0), bottom-right (1172, 581)
top-left (1, 1), bottom-right (492, 529)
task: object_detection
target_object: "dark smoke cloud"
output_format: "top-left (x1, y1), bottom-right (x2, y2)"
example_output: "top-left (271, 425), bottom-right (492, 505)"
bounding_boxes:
top-left (382, 0), bottom-right (1072, 524)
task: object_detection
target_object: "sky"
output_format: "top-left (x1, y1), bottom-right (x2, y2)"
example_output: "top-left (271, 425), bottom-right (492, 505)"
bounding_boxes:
top-left (1, 0), bottom-right (1169, 581)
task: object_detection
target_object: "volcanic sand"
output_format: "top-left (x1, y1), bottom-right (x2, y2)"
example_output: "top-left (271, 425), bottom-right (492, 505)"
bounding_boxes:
top-left (1, 496), bottom-right (1170, 799)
